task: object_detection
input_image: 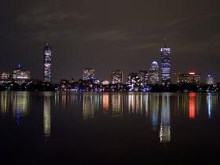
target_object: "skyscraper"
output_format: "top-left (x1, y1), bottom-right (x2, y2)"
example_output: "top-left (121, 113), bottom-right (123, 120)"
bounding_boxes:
top-left (149, 61), bottom-right (159, 85)
top-left (161, 43), bottom-right (171, 85)
top-left (43, 43), bottom-right (52, 83)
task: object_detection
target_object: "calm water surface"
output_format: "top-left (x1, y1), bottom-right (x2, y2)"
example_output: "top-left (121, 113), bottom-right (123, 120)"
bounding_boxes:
top-left (0, 91), bottom-right (220, 164)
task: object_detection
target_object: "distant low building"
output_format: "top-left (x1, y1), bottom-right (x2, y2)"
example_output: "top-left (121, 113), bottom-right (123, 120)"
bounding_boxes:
top-left (178, 72), bottom-right (200, 85)
top-left (111, 70), bottom-right (123, 84)
top-left (127, 73), bottom-right (141, 91)
top-left (1, 72), bottom-right (10, 80)
top-left (138, 70), bottom-right (148, 87)
top-left (13, 64), bottom-right (31, 80)
top-left (206, 74), bottom-right (214, 85)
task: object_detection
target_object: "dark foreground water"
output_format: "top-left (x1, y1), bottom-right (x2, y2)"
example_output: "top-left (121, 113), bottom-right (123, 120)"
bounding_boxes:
top-left (0, 91), bottom-right (220, 164)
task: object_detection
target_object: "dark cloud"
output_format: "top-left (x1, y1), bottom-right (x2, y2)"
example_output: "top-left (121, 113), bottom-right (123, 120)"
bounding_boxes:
top-left (1, 0), bottom-right (220, 82)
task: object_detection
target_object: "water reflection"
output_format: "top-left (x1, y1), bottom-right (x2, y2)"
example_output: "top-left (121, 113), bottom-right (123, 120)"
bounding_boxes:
top-left (82, 93), bottom-right (101, 120)
top-left (0, 92), bottom-right (10, 116)
top-left (1, 92), bottom-right (220, 145)
top-left (103, 93), bottom-right (109, 112)
top-left (206, 93), bottom-right (218, 119)
top-left (12, 92), bottom-right (30, 125)
top-left (128, 93), bottom-right (147, 115)
top-left (189, 93), bottom-right (196, 120)
top-left (111, 93), bottom-right (123, 118)
top-left (149, 94), bottom-right (159, 131)
top-left (43, 93), bottom-right (51, 138)
top-left (159, 94), bottom-right (171, 143)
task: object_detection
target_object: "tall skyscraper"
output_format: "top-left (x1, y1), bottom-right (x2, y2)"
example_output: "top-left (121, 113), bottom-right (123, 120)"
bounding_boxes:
top-left (111, 70), bottom-right (123, 84)
top-left (161, 43), bottom-right (171, 85)
top-left (149, 61), bottom-right (159, 85)
top-left (43, 43), bottom-right (52, 83)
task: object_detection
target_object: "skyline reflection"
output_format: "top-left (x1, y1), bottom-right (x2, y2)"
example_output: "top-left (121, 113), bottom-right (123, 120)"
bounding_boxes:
top-left (111, 93), bottom-right (123, 118)
top-left (206, 93), bottom-right (218, 119)
top-left (12, 92), bottom-right (30, 125)
top-left (149, 94), bottom-right (159, 131)
top-left (103, 93), bottom-right (109, 112)
top-left (189, 93), bottom-right (196, 120)
top-left (0, 92), bottom-right (220, 144)
top-left (159, 94), bottom-right (171, 143)
top-left (43, 94), bottom-right (51, 138)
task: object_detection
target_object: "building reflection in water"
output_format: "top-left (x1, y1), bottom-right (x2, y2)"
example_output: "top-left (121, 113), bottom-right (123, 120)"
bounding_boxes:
top-left (103, 93), bottom-right (109, 112)
top-left (82, 93), bottom-right (101, 120)
top-left (0, 92), bottom-right (10, 116)
top-left (143, 94), bottom-right (149, 118)
top-left (206, 93), bottom-right (218, 119)
top-left (189, 93), bottom-right (196, 120)
top-left (128, 93), bottom-right (135, 114)
top-left (111, 93), bottom-right (123, 118)
top-left (43, 93), bottom-right (51, 138)
top-left (159, 94), bottom-right (171, 143)
top-left (128, 93), bottom-right (143, 114)
top-left (12, 92), bottom-right (30, 125)
top-left (149, 94), bottom-right (159, 131)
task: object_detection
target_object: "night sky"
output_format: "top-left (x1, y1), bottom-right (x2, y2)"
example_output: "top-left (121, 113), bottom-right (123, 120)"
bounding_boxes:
top-left (1, 0), bottom-right (220, 83)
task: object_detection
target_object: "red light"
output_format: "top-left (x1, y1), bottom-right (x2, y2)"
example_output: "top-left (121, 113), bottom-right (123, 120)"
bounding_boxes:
top-left (189, 93), bottom-right (196, 119)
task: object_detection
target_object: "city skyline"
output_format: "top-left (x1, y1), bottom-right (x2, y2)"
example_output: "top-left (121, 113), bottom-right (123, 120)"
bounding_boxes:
top-left (0, 0), bottom-right (220, 82)
top-left (0, 44), bottom-right (217, 84)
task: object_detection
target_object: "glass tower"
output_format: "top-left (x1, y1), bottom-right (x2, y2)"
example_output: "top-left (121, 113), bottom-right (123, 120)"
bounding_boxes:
top-left (149, 61), bottom-right (159, 85)
top-left (161, 44), bottom-right (171, 85)
top-left (43, 43), bottom-right (52, 83)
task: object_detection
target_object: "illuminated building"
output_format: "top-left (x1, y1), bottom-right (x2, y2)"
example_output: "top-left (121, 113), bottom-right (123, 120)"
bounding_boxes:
top-left (138, 70), bottom-right (148, 87)
top-left (1, 72), bottom-right (10, 80)
top-left (102, 80), bottom-right (110, 85)
top-left (12, 64), bottom-right (31, 80)
top-left (149, 61), bottom-right (159, 85)
top-left (43, 43), bottom-right (52, 83)
top-left (127, 73), bottom-right (141, 91)
top-left (83, 68), bottom-right (95, 80)
top-left (111, 70), bottom-right (123, 84)
top-left (178, 72), bottom-right (200, 85)
top-left (206, 74), bottom-right (214, 85)
top-left (161, 45), bottom-right (171, 85)
top-left (159, 94), bottom-right (171, 143)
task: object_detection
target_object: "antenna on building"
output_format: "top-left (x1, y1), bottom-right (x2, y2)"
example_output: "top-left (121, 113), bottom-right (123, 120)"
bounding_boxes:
top-left (163, 38), bottom-right (167, 48)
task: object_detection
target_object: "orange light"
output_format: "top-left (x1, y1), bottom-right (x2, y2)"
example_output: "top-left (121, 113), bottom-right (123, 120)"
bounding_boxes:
top-left (189, 93), bottom-right (196, 119)
top-left (103, 93), bottom-right (109, 112)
